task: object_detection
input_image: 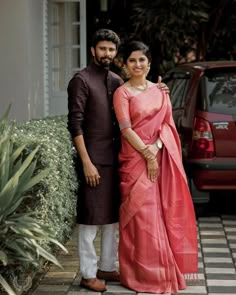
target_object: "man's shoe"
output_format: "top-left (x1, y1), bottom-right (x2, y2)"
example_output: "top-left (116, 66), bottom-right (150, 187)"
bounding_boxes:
top-left (97, 269), bottom-right (120, 282)
top-left (80, 277), bottom-right (107, 292)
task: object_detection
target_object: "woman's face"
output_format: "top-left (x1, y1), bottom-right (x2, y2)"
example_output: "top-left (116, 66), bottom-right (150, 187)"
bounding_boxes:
top-left (126, 50), bottom-right (150, 78)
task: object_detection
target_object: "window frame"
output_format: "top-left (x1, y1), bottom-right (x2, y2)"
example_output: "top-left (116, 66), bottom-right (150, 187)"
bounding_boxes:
top-left (164, 71), bottom-right (190, 109)
top-left (47, 0), bottom-right (87, 115)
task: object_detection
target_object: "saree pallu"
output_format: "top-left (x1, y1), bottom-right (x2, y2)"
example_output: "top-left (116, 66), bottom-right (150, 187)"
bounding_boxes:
top-left (113, 85), bottom-right (198, 293)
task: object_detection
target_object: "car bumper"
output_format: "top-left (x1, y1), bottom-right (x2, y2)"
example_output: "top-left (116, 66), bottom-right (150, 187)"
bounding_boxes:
top-left (185, 159), bottom-right (236, 190)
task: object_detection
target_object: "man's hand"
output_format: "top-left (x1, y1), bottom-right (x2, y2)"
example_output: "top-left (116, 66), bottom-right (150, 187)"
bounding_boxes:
top-left (83, 161), bottom-right (101, 187)
top-left (157, 76), bottom-right (169, 93)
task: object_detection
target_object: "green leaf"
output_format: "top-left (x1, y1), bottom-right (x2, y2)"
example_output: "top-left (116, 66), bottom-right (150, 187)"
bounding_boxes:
top-left (0, 104), bottom-right (11, 123)
top-left (18, 160), bottom-right (37, 190)
top-left (47, 237), bottom-right (68, 253)
top-left (32, 241), bottom-right (63, 269)
top-left (0, 250), bottom-right (8, 266)
top-left (6, 240), bottom-right (37, 263)
top-left (12, 144), bottom-right (27, 162)
top-left (19, 167), bottom-right (50, 193)
top-left (11, 156), bottom-right (23, 178)
top-left (3, 195), bottom-right (30, 217)
top-left (15, 146), bottom-right (39, 178)
top-left (0, 274), bottom-right (16, 295)
top-left (0, 133), bottom-right (11, 190)
top-left (0, 173), bottom-right (19, 214)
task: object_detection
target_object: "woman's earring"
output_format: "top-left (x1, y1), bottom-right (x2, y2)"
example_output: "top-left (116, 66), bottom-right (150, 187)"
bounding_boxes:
top-left (146, 64), bottom-right (151, 77)
top-left (122, 66), bottom-right (130, 79)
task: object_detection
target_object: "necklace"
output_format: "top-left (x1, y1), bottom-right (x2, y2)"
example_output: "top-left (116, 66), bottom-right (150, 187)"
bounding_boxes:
top-left (130, 81), bottom-right (148, 91)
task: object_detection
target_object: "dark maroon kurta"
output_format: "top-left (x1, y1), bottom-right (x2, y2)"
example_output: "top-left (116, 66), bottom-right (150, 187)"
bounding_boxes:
top-left (67, 62), bottom-right (123, 225)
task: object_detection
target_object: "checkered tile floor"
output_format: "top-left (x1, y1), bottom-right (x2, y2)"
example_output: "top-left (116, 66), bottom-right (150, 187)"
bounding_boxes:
top-left (31, 215), bottom-right (236, 295)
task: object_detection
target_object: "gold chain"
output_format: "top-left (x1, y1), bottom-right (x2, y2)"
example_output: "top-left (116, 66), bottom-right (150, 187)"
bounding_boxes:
top-left (130, 81), bottom-right (148, 91)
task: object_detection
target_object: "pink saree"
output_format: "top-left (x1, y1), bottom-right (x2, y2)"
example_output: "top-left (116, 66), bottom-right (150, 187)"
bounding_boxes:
top-left (113, 84), bottom-right (198, 293)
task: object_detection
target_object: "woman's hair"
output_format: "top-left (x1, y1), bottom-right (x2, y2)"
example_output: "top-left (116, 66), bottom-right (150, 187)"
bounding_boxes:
top-left (122, 41), bottom-right (152, 64)
top-left (91, 29), bottom-right (120, 49)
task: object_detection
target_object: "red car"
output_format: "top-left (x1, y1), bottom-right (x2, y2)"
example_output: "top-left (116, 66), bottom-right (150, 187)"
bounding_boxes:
top-left (163, 61), bottom-right (236, 204)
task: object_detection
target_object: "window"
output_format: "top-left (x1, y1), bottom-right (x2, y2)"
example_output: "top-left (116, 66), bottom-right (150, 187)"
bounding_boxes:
top-left (48, 0), bottom-right (86, 115)
top-left (170, 78), bottom-right (189, 109)
top-left (49, 0), bottom-right (86, 93)
top-left (163, 71), bottom-right (190, 109)
top-left (201, 68), bottom-right (236, 114)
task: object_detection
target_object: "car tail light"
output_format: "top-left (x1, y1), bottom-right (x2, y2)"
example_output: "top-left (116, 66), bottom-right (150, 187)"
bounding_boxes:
top-left (189, 117), bottom-right (215, 158)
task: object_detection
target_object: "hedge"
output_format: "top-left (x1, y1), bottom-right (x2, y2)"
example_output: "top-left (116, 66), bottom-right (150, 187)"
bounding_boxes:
top-left (11, 115), bottom-right (78, 244)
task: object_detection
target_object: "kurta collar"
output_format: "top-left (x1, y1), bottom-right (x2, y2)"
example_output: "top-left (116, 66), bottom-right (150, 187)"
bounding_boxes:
top-left (90, 62), bottom-right (109, 74)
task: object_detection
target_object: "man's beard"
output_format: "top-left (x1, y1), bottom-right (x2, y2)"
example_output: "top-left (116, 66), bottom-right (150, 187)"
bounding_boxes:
top-left (95, 54), bottom-right (113, 68)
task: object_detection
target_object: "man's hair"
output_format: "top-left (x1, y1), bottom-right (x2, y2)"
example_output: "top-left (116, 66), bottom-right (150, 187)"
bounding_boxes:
top-left (91, 29), bottom-right (120, 49)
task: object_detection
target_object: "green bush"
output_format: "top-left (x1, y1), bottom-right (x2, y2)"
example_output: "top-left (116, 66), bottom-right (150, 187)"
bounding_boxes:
top-left (0, 109), bottom-right (71, 295)
top-left (11, 116), bottom-right (78, 244)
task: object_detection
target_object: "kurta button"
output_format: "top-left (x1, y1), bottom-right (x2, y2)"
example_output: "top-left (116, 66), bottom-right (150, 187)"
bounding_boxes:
top-left (109, 91), bottom-right (112, 94)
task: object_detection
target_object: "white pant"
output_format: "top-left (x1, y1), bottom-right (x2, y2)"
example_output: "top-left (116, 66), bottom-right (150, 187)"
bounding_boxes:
top-left (78, 223), bottom-right (118, 279)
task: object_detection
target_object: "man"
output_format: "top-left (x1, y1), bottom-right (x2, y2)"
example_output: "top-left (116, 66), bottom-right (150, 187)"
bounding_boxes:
top-left (67, 29), bottom-right (122, 292)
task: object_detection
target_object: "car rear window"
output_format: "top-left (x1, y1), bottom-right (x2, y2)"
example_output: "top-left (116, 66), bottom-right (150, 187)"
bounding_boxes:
top-left (199, 68), bottom-right (236, 115)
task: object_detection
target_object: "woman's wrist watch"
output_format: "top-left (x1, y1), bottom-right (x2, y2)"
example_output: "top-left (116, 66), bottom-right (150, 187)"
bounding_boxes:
top-left (156, 138), bottom-right (163, 149)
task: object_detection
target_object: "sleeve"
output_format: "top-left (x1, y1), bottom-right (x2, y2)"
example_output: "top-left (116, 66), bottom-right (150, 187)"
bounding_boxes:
top-left (113, 87), bottom-right (131, 133)
top-left (67, 74), bottom-right (89, 138)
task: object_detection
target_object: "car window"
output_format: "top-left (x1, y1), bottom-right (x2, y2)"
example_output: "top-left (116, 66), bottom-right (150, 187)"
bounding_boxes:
top-left (165, 78), bottom-right (174, 91)
top-left (200, 68), bottom-right (236, 114)
top-left (169, 78), bottom-right (189, 109)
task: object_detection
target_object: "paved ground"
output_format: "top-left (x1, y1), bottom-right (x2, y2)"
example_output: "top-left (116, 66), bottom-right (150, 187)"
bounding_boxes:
top-left (31, 215), bottom-right (236, 295)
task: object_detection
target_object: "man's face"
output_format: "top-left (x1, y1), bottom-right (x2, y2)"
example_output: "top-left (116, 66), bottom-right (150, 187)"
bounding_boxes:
top-left (91, 41), bottom-right (117, 67)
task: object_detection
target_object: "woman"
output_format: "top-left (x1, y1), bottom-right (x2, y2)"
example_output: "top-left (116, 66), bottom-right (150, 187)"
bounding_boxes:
top-left (113, 41), bottom-right (198, 294)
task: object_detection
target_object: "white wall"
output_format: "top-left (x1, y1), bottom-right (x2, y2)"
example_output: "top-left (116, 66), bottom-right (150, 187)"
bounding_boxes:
top-left (0, 0), bottom-right (45, 122)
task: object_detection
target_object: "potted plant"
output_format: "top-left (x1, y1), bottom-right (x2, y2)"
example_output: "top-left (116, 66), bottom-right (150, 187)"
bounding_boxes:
top-left (0, 107), bottom-right (67, 295)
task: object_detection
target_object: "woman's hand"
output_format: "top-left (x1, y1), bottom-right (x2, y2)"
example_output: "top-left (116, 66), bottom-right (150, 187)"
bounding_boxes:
top-left (147, 158), bottom-right (159, 182)
top-left (157, 76), bottom-right (169, 94)
top-left (141, 144), bottom-right (159, 160)
top-left (83, 161), bottom-right (101, 187)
